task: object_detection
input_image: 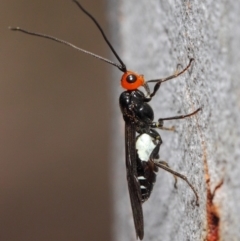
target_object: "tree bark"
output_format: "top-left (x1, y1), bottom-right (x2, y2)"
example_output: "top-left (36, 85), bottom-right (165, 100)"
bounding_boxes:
top-left (111, 1), bottom-right (240, 240)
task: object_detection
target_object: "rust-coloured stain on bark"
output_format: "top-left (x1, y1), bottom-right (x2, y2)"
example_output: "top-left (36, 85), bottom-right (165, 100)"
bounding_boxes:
top-left (206, 180), bottom-right (223, 241)
top-left (186, 94), bottom-right (223, 241)
top-left (201, 143), bottom-right (223, 241)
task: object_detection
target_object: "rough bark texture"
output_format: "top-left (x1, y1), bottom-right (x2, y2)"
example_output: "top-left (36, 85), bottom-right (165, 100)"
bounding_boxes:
top-left (111, 0), bottom-right (240, 240)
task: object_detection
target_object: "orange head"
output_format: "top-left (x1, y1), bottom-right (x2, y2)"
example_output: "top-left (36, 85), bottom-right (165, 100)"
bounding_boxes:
top-left (121, 71), bottom-right (145, 90)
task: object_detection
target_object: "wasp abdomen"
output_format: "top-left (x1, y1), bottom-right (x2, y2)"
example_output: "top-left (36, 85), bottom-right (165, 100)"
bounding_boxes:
top-left (137, 159), bottom-right (158, 202)
top-left (136, 133), bottom-right (158, 202)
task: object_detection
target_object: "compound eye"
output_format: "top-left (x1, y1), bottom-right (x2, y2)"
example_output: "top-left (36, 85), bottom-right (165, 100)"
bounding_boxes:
top-left (126, 74), bottom-right (137, 83)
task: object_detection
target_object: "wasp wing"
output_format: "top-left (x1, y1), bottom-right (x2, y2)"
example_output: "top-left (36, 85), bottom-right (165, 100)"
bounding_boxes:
top-left (125, 120), bottom-right (144, 240)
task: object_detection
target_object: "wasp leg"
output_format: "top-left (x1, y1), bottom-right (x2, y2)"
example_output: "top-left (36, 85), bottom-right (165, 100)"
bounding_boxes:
top-left (157, 161), bottom-right (178, 188)
top-left (146, 58), bottom-right (194, 98)
top-left (158, 126), bottom-right (175, 131)
top-left (154, 107), bottom-right (201, 130)
top-left (158, 107), bottom-right (201, 123)
top-left (146, 130), bottom-right (178, 186)
top-left (150, 108), bottom-right (201, 131)
top-left (154, 161), bottom-right (199, 206)
top-left (150, 122), bottom-right (176, 132)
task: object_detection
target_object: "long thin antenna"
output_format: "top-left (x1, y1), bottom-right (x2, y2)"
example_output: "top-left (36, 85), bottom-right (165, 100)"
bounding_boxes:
top-left (72, 0), bottom-right (127, 72)
top-left (9, 1), bottom-right (127, 73)
top-left (9, 27), bottom-right (123, 71)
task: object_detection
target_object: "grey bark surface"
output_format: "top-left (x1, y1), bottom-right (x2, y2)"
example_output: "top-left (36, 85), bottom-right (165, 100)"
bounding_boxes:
top-left (110, 0), bottom-right (240, 240)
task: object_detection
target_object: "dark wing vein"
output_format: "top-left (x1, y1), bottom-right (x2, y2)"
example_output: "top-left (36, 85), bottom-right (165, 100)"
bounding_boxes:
top-left (125, 121), bottom-right (144, 240)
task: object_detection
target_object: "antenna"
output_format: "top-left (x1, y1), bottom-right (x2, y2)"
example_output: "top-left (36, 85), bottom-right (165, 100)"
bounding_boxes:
top-left (9, 0), bottom-right (127, 73)
top-left (72, 0), bottom-right (127, 72)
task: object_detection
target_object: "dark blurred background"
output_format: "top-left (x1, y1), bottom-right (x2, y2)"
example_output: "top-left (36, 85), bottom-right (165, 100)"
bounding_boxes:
top-left (0, 1), bottom-right (113, 240)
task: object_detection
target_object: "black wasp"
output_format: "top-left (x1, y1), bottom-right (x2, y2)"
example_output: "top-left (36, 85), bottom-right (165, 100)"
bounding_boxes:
top-left (10, 1), bottom-right (201, 239)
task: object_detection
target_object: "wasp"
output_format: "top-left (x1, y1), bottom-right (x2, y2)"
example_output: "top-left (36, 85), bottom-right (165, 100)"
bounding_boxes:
top-left (10, 1), bottom-right (201, 239)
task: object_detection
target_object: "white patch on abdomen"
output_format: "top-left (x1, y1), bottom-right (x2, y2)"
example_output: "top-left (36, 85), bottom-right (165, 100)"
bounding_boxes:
top-left (136, 133), bottom-right (156, 162)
